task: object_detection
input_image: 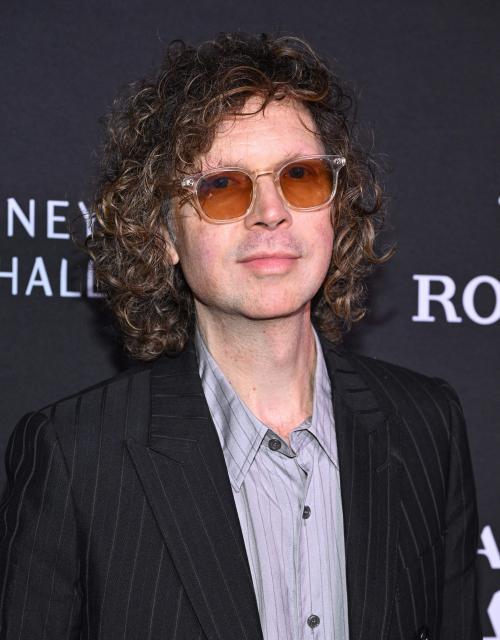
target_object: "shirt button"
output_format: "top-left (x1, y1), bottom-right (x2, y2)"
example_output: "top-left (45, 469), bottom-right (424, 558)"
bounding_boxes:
top-left (302, 505), bottom-right (311, 519)
top-left (307, 614), bottom-right (320, 628)
top-left (268, 438), bottom-right (282, 451)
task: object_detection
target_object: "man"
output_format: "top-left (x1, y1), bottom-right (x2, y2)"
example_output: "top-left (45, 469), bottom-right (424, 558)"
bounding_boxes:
top-left (0, 32), bottom-right (480, 639)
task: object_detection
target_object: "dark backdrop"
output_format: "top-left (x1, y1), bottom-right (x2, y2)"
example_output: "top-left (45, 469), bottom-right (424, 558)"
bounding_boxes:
top-left (1, 1), bottom-right (499, 634)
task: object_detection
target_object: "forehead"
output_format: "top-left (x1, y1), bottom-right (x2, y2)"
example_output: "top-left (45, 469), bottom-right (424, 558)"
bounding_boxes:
top-left (201, 96), bottom-right (324, 170)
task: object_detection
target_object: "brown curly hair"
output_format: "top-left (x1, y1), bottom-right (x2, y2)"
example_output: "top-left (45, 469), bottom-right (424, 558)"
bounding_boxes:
top-left (86, 31), bottom-right (393, 360)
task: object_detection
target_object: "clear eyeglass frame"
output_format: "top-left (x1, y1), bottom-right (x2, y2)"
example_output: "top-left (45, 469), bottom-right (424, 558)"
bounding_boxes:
top-left (177, 154), bottom-right (347, 224)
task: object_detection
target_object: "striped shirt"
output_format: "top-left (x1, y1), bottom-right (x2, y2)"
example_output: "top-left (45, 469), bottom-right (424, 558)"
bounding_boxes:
top-left (195, 328), bottom-right (349, 640)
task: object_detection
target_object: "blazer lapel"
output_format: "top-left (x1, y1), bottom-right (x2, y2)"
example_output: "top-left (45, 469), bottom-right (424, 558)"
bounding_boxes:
top-left (320, 337), bottom-right (402, 640)
top-left (126, 344), bottom-right (263, 640)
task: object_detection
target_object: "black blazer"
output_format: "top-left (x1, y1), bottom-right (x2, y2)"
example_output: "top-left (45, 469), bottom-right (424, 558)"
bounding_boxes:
top-left (0, 336), bottom-right (481, 639)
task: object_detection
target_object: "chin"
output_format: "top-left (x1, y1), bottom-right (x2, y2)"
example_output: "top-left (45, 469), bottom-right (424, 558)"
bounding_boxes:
top-left (239, 300), bottom-right (311, 321)
top-left (243, 287), bottom-right (320, 318)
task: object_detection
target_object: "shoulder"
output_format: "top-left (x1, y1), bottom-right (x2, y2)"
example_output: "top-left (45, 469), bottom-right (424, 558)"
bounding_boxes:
top-left (10, 361), bottom-right (157, 459)
top-left (10, 345), bottom-right (201, 457)
top-left (322, 338), bottom-right (464, 438)
top-left (349, 350), bottom-right (455, 409)
top-left (44, 360), bottom-right (154, 419)
top-left (327, 345), bottom-right (475, 494)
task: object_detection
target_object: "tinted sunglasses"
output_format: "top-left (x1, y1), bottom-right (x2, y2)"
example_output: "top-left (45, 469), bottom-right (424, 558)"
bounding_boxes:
top-left (178, 154), bottom-right (346, 223)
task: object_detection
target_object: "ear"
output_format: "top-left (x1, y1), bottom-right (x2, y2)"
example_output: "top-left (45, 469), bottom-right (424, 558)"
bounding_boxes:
top-left (167, 242), bottom-right (180, 266)
top-left (160, 225), bottom-right (180, 266)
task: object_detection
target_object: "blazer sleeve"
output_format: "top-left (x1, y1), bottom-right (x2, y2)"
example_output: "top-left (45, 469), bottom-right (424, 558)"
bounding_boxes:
top-left (0, 412), bottom-right (82, 639)
top-left (435, 380), bottom-right (481, 639)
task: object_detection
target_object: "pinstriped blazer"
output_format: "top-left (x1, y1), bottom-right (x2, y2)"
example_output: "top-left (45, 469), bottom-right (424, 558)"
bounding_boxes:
top-left (0, 335), bottom-right (481, 640)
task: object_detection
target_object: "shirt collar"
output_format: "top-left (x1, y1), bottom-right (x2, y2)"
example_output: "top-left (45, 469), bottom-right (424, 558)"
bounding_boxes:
top-left (195, 326), bottom-right (338, 491)
top-left (307, 329), bottom-right (339, 469)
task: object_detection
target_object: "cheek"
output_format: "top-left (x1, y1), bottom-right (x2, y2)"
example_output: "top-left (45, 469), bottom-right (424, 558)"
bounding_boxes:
top-left (177, 226), bottom-right (227, 291)
top-left (310, 214), bottom-right (334, 271)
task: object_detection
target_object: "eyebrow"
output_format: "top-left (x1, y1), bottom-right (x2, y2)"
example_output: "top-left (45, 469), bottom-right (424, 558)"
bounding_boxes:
top-left (204, 151), bottom-right (321, 171)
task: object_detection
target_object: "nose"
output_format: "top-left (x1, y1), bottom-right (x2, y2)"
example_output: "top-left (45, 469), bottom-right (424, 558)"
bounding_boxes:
top-left (244, 174), bottom-right (292, 230)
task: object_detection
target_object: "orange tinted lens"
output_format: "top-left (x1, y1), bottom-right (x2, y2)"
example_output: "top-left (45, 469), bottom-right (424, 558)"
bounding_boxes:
top-left (279, 158), bottom-right (334, 208)
top-left (197, 170), bottom-right (253, 220)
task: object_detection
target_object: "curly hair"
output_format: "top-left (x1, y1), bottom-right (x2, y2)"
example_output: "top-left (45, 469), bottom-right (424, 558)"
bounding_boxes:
top-left (85, 31), bottom-right (393, 360)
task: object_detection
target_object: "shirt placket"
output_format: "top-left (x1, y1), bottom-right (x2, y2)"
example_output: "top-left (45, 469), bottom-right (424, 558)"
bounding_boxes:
top-left (265, 431), bottom-right (305, 640)
top-left (294, 435), bottom-right (323, 639)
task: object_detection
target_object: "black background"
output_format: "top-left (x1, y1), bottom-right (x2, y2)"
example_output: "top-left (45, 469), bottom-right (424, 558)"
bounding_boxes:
top-left (1, 1), bottom-right (499, 633)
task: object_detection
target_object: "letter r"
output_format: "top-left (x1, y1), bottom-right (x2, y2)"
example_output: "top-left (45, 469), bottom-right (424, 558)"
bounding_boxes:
top-left (412, 274), bottom-right (463, 323)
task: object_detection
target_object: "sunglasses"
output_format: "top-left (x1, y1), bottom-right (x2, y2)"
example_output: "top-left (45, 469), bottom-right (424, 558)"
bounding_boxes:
top-left (177, 154), bottom-right (346, 223)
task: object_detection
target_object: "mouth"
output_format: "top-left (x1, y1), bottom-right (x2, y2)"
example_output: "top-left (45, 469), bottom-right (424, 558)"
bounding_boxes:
top-left (238, 253), bottom-right (300, 274)
top-left (238, 252), bottom-right (300, 262)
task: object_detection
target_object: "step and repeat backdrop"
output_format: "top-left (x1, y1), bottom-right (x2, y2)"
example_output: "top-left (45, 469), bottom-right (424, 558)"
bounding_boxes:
top-left (1, 1), bottom-right (499, 635)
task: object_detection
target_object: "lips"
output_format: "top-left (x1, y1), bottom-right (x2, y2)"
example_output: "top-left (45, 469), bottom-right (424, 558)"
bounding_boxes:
top-left (238, 252), bottom-right (300, 262)
top-left (237, 252), bottom-right (300, 275)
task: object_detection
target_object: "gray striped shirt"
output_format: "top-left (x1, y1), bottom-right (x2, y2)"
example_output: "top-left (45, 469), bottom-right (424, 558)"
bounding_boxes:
top-left (195, 328), bottom-right (349, 640)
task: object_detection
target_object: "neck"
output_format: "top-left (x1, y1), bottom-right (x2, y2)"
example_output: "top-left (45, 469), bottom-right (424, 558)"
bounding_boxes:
top-left (195, 304), bottom-right (317, 440)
